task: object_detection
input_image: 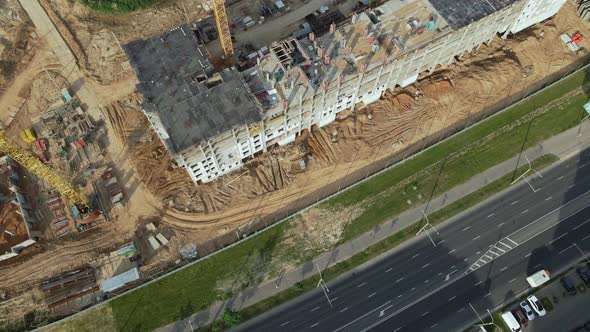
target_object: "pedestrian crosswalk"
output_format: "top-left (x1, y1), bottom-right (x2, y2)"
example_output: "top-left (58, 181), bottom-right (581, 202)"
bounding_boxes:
top-left (466, 236), bottom-right (519, 273)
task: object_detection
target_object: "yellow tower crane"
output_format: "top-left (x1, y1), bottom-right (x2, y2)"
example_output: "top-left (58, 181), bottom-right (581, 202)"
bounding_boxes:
top-left (211, 0), bottom-right (235, 64)
top-left (0, 130), bottom-right (89, 207)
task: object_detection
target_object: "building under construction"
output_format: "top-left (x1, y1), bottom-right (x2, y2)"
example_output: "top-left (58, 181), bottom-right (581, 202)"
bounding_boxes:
top-left (125, 0), bottom-right (566, 183)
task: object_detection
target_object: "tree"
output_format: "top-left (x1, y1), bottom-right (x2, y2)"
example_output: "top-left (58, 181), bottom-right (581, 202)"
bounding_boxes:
top-left (222, 308), bottom-right (242, 328)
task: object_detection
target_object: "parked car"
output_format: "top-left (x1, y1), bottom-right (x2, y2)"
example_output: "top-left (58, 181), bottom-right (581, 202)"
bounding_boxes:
top-left (501, 311), bottom-right (522, 332)
top-left (527, 295), bottom-right (547, 316)
top-left (520, 301), bottom-right (535, 321)
top-left (511, 309), bottom-right (528, 327)
top-left (561, 276), bottom-right (577, 295)
top-left (577, 267), bottom-right (590, 287)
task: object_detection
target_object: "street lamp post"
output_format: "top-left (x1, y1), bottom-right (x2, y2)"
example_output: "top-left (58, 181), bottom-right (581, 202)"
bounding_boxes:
top-left (573, 242), bottom-right (590, 264)
top-left (316, 263), bottom-right (333, 308)
top-left (416, 210), bottom-right (440, 247)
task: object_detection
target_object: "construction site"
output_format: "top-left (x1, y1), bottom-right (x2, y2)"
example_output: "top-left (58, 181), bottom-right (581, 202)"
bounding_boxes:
top-left (0, 0), bottom-right (589, 329)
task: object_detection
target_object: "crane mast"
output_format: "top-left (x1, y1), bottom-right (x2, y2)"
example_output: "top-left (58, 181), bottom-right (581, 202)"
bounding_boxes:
top-left (0, 131), bottom-right (89, 207)
top-left (212, 0), bottom-right (235, 64)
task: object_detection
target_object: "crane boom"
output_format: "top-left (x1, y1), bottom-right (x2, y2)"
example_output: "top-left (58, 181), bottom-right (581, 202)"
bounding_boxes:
top-left (212, 0), bottom-right (235, 63)
top-left (0, 131), bottom-right (89, 207)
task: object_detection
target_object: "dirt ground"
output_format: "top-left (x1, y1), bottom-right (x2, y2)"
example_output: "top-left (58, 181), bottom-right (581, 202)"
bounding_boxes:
top-left (0, 202), bottom-right (28, 252)
top-left (128, 2), bottom-right (588, 247)
top-left (0, 0), bottom-right (588, 324)
top-left (0, 0), bottom-right (37, 96)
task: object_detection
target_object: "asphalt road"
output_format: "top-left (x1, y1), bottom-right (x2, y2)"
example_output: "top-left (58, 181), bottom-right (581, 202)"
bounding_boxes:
top-left (235, 149), bottom-right (590, 332)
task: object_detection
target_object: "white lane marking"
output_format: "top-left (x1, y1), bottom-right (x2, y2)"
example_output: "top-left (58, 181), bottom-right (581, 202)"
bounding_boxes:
top-left (545, 196), bottom-right (552, 201)
top-left (411, 287), bottom-right (416, 291)
top-left (500, 266), bottom-right (508, 272)
top-left (357, 282), bottom-right (366, 288)
top-left (396, 278), bottom-right (404, 283)
top-left (438, 272), bottom-right (442, 276)
top-left (488, 250), bottom-right (500, 257)
top-left (534, 264), bottom-right (542, 269)
top-left (580, 164), bottom-right (586, 169)
top-left (573, 218), bottom-right (590, 230)
top-left (511, 200), bottom-right (519, 205)
top-left (483, 254), bottom-right (493, 260)
top-left (522, 209), bottom-right (529, 214)
top-left (494, 245), bottom-right (506, 253)
top-left (310, 322), bottom-right (319, 328)
top-left (422, 263), bottom-right (430, 269)
top-left (569, 184), bottom-right (576, 188)
top-left (448, 296), bottom-right (456, 301)
top-left (506, 238), bottom-right (518, 246)
top-left (333, 297), bottom-right (339, 301)
top-left (559, 245), bottom-right (574, 254)
top-left (333, 301), bottom-right (392, 332)
top-left (583, 234), bottom-right (590, 241)
top-left (497, 222), bottom-right (505, 227)
top-left (421, 311), bottom-right (429, 317)
top-left (425, 280), bottom-right (430, 284)
top-left (368, 292), bottom-right (376, 298)
top-left (412, 254), bottom-right (420, 259)
top-left (450, 265), bottom-right (456, 269)
top-left (386, 268), bottom-right (393, 273)
top-left (462, 226), bottom-right (470, 231)
top-left (311, 306), bottom-right (320, 312)
top-left (431, 323), bottom-right (438, 328)
top-left (549, 232), bottom-right (568, 244)
top-left (524, 252), bottom-right (532, 258)
top-left (498, 241), bottom-right (512, 249)
top-left (438, 239), bottom-right (446, 245)
top-left (379, 305), bottom-right (393, 317)
top-left (487, 213), bottom-right (495, 218)
top-left (394, 328), bottom-right (402, 332)
top-left (397, 294), bottom-right (403, 298)
top-left (509, 278), bottom-right (517, 283)
top-left (473, 235), bottom-right (481, 241)
top-left (464, 258), bottom-right (469, 262)
top-left (474, 281), bottom-right (482, 286)
top-left (281, 321), bottom-right (290, 327)
top-left (340, 307), bottom-right (349, 313)
top-left (557, 175), bottom-right (564, 180)
top-left (457, 308), bottom-right (465, 313)
top-left (475, 251), bottom-right (481, 255)
top-left (483, 292), bottom-right (492, 298)
top-left (362, 189), bottom-right (590, 332)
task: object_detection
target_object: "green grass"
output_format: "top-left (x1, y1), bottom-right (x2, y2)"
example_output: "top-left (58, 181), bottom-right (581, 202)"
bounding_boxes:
top-left (110, 221), bottom-right (291, 331)
top-left (194, 154), bottom-right (558, 331)
top-left (79, 0), bottom-right (161, 13)
top-left (540, 297), bottom-right (554, 312)
top-left (334, 69), bottom-right (588, 242)
top-left (105, 69), bottom-right (588, 330)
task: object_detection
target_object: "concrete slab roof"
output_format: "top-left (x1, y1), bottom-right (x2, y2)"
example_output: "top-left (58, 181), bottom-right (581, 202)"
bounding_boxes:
top-left (428, 0), bottom-right (518, 29)
top-left (124, 25), bottom-right (262, 153)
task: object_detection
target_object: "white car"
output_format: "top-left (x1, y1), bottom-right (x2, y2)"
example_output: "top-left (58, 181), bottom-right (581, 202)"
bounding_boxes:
top-left (519, 301), bottom-right (535, 320)
top-left (527, 295), bottom-right (547, 317)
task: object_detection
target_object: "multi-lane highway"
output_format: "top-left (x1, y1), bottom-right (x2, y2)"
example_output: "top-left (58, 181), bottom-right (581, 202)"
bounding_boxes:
top-left (235, 150), bottom-right (590, 332)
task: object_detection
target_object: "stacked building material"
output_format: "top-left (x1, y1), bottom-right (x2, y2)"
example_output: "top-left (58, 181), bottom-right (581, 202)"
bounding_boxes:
top-left (40, 266), bottom-right (98, 307)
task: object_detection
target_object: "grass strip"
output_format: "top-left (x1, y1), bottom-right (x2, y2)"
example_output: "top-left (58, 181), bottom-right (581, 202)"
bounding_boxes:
top-left (108, 68), bottom-right (588, 331)
top-left (196, 154), bottom-right (559, 331)
top-left (334, 69), bottom-right (588, 242)
top-left (79, 0), bottom-right (161, 13)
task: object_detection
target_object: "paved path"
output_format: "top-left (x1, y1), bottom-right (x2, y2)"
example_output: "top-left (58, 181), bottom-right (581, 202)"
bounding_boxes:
top-left (18, 0), bottom-right (101, 117)
top-left (158, 110), bottom-right (590, 331)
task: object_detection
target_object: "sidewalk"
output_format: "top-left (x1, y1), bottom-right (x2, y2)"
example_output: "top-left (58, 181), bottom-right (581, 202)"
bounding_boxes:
top-left (158, 118), bottom-right (590, 331)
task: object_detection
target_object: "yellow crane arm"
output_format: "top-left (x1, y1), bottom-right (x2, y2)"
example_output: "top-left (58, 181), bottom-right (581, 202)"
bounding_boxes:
top-left (212, 0), bottom-right (235, 63)
top-left (0, 131), bottom-right (89, 207)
